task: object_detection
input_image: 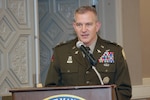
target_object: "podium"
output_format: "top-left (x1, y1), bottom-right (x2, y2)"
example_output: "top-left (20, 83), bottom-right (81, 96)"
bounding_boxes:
top-left (10, 85), bottom-right (116, 100)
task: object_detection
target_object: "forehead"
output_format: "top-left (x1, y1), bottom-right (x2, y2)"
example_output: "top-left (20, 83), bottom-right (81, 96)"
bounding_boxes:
top-left (74, 11), bottom-right (96, 22)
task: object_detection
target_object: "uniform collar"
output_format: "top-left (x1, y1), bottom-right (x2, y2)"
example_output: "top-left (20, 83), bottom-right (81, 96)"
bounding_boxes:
top-left (88, 37), bottom-right (97, 53)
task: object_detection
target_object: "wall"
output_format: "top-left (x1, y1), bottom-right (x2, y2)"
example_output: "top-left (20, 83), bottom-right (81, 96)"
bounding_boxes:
top-left (122, 0), bottom-right (142, 85)
top-left (122, 0), bottom-right (150, 99)
top-left (140, 0), bottom-right (150, 79)
top-left (122, 0), bottom-right (150, 85)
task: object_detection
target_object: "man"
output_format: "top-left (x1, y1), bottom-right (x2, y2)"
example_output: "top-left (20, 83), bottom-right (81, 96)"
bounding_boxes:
top-left (45, 6), bottom-right (132, 100)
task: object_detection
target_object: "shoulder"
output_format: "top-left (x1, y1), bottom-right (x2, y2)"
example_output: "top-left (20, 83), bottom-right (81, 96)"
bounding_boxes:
top-left (55, 38), bottom-right (77, 49)
top-left (105, 40), bottom-right (119, 46)
top-left (101, 38), bottom-right (120, 46)
top-left (99, 37), bottom-right (123, 50)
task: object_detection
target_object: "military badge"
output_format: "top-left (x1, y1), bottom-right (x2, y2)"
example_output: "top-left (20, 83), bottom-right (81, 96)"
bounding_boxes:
top-left (98, 51), bottom-right (114, 64)
top-left (67, 56), bottom-right (73, 63)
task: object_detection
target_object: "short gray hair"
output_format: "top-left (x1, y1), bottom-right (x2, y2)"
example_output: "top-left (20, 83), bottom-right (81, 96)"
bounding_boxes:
top-left (74, 6), bottom-right (98, 22)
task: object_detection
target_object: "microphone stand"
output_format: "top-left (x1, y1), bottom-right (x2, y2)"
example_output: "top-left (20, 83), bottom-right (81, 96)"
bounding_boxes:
top-left (85, 52), bottom-right (104, 85)
top-left (85, 50), bottom-right (104, 85)
top-left (92, 66), bottom-right (104, 85)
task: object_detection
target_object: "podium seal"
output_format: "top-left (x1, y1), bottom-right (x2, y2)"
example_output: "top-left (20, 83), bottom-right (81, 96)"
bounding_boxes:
top-left (43, 94), bottom-right (85, 100)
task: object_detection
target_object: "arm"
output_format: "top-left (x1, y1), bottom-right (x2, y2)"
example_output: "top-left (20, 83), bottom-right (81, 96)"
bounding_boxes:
top-left (115, 47), bottom-right (132, 100)
top-left (45, 49), bottom-right (62, 87)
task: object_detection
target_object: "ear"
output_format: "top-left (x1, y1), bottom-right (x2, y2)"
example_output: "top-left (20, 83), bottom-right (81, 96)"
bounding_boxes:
top-left (96, 21), bottom-right (101, 32)
top-left (72, 22), bottom-right (76, 29)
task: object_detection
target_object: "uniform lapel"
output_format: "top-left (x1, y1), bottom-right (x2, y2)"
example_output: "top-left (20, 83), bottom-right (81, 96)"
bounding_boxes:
top-left (70, 41), bottom-right (87, 67)
top-left (70, 37), bottom-right (107, 68)
top-left (93, 36), bottom-right (107, 65)
top-left (85, 36), bottom-right (107, 69)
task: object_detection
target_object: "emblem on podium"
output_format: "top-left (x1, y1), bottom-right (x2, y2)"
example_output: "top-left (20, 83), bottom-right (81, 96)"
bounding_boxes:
top-left (43, 94), bottom-right (85, 100)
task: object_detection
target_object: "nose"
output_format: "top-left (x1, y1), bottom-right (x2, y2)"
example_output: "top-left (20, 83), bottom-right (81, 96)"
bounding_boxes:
top-left (81, 24), bottom-right (87, 32)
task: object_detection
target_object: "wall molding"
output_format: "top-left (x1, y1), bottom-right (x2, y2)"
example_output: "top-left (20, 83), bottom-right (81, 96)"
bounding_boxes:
top-left (132, 78), bottom-right (150, 99)
top-left (132, 85), bottom-right (150, 99)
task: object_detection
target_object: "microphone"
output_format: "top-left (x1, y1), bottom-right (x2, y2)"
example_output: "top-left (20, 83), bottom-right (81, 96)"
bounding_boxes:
top-left (76, 41), bottom-right (97, 66)
top-left (76, 41), bottom-right (104, 85)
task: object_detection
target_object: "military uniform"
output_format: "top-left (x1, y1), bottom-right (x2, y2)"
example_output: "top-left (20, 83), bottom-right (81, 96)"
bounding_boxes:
top-left (45, 36), bottom-right (132, 100)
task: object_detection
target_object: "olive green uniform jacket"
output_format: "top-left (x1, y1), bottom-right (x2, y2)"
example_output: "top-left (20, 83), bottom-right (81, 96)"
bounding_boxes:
top-left (45, 36), bottom-right (132, 100)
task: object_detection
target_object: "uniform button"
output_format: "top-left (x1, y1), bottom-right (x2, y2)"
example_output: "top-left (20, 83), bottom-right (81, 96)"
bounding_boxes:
top-left (105, 69), bottom-right (108, 72)
top-left (86, 81), bottom-right (90, 84)
top-left (86, 71), bottom-right (89, 74)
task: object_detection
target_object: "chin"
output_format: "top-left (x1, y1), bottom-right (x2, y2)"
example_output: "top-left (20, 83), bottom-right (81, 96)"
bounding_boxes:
top-left (79, 38), bottom-right (89, 43)
top-left (82, 41), bottom-right (90, 45)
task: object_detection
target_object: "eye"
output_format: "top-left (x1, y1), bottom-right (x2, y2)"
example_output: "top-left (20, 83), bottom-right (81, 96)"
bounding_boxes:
top-left (76, 23), bottom-right (82, 27)
top-left (86, 23), bottom-right (93, 27)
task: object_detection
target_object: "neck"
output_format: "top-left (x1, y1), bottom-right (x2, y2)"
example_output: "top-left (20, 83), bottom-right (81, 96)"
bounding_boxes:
top-left (85, 35), bottom-right (97, 47)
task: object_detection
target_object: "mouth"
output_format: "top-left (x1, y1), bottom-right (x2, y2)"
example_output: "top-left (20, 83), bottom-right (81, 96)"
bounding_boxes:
top-left (81, 33), bottom-right (89, 38)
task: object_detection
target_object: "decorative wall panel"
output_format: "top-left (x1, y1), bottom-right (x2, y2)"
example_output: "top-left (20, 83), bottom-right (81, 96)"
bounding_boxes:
top-left (0, 78), bottom-right (12, 95)
top-left (0, 0), bottom-right (35, 96)
top-left (0, 50), bottom-right (2, 71)
top-left (40, 41), bottom-right (51, 83)
top-left (0, 16), bottom-right (15, 48)
top-left (55, 0), bottom-right (78, 26)
top-left (9, 37), bottom-right (29, 84)
top-left (6, 0), bottom-right (31, 29)
top-left (38, 0), bottom-right (49, 21)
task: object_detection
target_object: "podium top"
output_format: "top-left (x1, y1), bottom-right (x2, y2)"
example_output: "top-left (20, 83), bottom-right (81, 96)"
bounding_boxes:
top-left (10, 85), bottom-right (116, 93)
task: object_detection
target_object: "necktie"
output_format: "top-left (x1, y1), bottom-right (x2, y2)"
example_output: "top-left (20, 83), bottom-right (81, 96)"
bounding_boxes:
top-left (84, 47), bottom-right (91, 65)
top-left (86, 47), bottom-right (91, 52)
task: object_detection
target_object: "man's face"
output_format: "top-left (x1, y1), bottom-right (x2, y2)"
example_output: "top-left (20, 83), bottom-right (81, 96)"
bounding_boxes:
top-left (73, 11), bottom-right (101, 46)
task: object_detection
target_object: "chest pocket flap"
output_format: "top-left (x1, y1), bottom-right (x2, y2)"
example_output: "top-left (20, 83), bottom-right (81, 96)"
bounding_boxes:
top-left (96, 64), bottom-right (116, 73)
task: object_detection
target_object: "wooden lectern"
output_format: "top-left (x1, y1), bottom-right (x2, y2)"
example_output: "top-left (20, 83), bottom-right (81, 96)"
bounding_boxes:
top-left (10, 85), bottom-right (116, 100)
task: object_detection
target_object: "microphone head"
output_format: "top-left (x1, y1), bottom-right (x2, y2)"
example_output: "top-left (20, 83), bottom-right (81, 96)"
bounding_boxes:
top-left (76, 41), bottom-right (84, 48)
